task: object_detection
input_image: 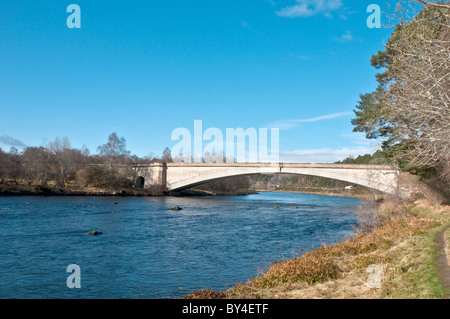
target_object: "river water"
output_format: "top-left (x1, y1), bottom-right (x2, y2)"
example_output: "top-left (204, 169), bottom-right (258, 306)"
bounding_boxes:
top-left (0, 192), bottom-right (360, 299)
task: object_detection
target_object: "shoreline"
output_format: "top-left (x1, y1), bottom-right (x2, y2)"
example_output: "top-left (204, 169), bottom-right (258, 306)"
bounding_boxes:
top-left (0, 182), bottom-right (155, 197)
top-left (0, 182), bottom-right (371, 199)
top-left (254, 188), bottom-right (384, 201)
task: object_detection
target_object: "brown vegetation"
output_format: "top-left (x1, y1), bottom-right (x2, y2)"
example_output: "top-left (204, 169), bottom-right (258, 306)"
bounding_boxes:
top-left (0, 133), bottom-right (173, 194)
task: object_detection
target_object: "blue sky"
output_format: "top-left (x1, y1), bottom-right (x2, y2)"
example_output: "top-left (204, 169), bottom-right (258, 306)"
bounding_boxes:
top-left (0, 0), bottom-right (395, 162)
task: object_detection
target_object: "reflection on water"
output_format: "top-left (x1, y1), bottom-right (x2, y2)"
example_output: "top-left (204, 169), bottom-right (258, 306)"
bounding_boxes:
top-left (0, 192), bottom-right (359, 299)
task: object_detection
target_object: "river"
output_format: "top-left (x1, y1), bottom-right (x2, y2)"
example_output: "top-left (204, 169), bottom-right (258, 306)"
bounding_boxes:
top-left (0, 192), bottom-right (360, 299)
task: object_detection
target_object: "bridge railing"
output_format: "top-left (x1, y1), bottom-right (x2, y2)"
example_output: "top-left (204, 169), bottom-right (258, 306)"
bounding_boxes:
top-left (133, 162), bottom-right (397, 170)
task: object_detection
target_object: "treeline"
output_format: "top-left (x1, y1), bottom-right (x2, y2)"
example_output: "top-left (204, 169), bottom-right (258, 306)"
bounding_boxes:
top-left (191, 174), bottom-right (356, 195)
top-left (0, 133), bottom-right (172, 189)
top-left (252, 174), bottom-right (355, 191)
top-left (190, 176), bottom-right (252, 194)
top-left (335, 151), bottom-right (390, 165)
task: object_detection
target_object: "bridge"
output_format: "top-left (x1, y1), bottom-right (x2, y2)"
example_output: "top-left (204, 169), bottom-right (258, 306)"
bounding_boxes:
top-left (133, 163), bottom-right (400, 195)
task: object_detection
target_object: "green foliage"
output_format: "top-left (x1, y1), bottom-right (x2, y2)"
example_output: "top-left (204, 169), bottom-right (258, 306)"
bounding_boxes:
top-left (290, 176), bottom-right (298, 184)
top-left (352, 88), bottom-right (395, 142)
top-left (335, 150), bottom-right (390, 165)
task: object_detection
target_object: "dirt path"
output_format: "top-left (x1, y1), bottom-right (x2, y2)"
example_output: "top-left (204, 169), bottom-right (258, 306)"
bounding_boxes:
top-left (435, 226), bottom-right (450, 298)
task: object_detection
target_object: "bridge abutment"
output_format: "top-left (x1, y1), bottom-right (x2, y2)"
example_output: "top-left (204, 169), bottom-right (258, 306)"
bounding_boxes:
top-left (134, 162), bottom-right (168, 195)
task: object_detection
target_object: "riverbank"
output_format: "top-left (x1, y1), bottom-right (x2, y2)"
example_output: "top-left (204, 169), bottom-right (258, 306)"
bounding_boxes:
top-left (0, 180), bottom-right (375, 199)
top-left (0, 181), bottom-right (155, 197)
top-left (184, 200), bottom-right (450, 299)
top-left (0, 181), bottom-right (258, 197)
top-left (170, 189), bottom-right (258, 197)
top-left (256, 188), bottom-right (384, 201)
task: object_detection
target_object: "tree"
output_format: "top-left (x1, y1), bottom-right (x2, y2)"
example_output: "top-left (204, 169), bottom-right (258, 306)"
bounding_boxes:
top-left (95, 133), bottom-right (132, 187)
top-left (161, 147), bottom-right (173, 163)
top-left (9, 147), bottom-right (19, 155)
top-left (81, 145), bottom-right (90, 157)
top-left (46, 137), bottom-right (73, 186)
top-left (0, 148), bottom-right (8, 182)
top-left (6, 147), bottom-right (22, 182)
top-left (22, 147), bottom-right (51, 185)
top-left (352, 0), bottom-right (449, 180)
top-left (97, 133), bottom-right (130, 160)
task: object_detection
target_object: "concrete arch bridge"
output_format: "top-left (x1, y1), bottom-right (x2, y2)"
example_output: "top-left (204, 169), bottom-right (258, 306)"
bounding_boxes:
top-left (133, 163), bottom-right (400, 195)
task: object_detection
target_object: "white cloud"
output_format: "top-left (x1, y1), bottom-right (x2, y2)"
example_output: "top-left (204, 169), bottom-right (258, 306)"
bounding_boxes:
top-left (276, 0), bottom-right (343, 18)
top-left (264, 0), bottom-right (277, 6)
top-left (341, 132), bottom-right (374, 146)
top-left (0, 135), bottom-right (26, 148)
top-left (332, 30), bottom-right (354, 42)
top-left (268, 111), bottom-right (353, 130)
top-left (280, 146), bottom-right (378, 163)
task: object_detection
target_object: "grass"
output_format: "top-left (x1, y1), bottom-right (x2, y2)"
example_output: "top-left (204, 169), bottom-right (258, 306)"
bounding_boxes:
top-left (379, 225), bottom-right (448, 298)
top-left (445, 227), bottom-right (450, 266)
top-left (183, 201), bottom-right (450, 299)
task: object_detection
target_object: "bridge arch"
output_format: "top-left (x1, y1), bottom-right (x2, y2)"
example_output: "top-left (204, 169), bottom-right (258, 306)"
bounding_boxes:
top-left (167, 168), bottom-right (277, 192)
top-left (163, 164), bottom-right (400, 195)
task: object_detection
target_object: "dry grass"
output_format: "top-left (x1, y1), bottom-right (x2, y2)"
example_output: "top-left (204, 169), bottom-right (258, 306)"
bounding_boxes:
top-left (183, 290), bottom-right (227, 299)
top-left (251, 251), bottom-right (341, 288)
top-left (354, 197), bottom-right (420, 234)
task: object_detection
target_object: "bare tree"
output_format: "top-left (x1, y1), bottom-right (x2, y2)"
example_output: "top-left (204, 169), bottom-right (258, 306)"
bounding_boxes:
top-left (382, 1), bottom-right (449, 171)
top-left (46, 137), bottom-right (74, 186)
top-left (0, 148), bottom-right (8, 183)
top-left (21, 147), bottom-right (51, 185)
top-left (97, 132), bottom-right (130, 160)
top-left (161, 147), bottom-right (173, 163)
top-left (95, 133), bottom-right (133, 188)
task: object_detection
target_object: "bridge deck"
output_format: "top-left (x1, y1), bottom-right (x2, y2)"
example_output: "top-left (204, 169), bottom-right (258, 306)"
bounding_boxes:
top-left (134, 162), bottom-right (396, 170)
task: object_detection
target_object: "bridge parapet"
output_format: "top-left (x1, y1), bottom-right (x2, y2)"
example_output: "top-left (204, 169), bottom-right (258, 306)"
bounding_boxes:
top-left (162, 163), bottom-right (395, 170)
